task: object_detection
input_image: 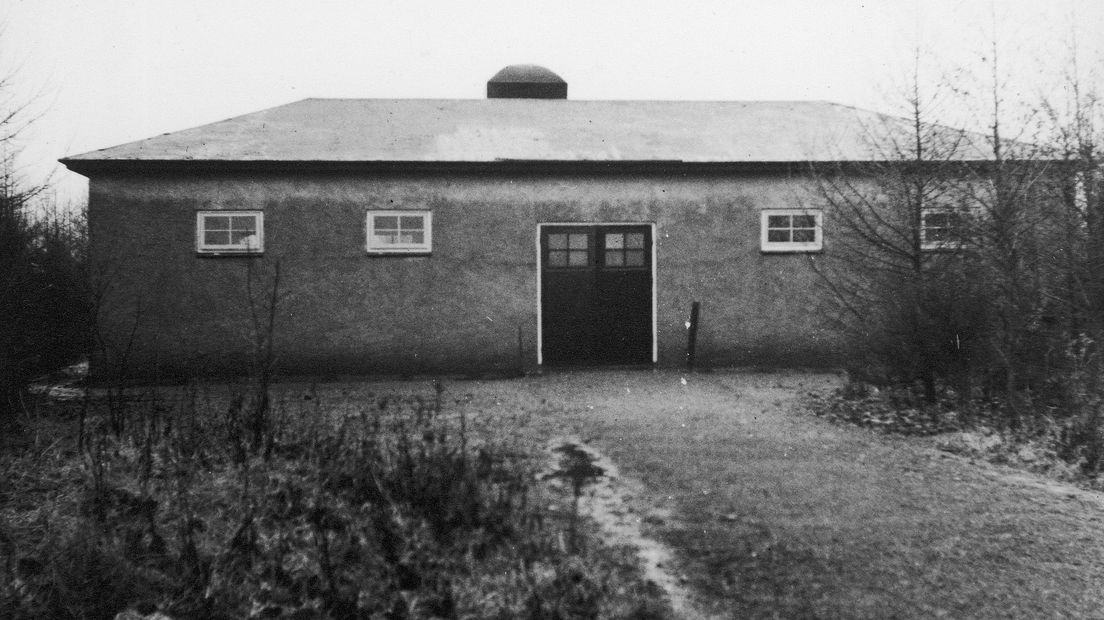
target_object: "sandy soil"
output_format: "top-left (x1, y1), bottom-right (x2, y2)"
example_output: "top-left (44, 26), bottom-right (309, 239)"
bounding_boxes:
top-left (435, 368), bottom-right (1104, 618)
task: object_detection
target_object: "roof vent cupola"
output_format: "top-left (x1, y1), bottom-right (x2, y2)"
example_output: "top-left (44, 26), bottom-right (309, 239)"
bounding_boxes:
top-left (487, 65), bottom-right (567, 99)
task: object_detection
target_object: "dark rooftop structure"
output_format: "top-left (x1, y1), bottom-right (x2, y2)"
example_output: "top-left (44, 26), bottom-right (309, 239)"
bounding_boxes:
top-left (487, 64), bottom-right (567, 99)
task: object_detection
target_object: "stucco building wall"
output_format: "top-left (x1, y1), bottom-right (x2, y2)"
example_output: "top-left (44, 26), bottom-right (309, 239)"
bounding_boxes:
top-left (90, 170), bottom-right (842, 379)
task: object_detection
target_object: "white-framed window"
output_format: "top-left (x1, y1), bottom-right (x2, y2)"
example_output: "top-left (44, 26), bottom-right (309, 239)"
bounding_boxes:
top-left (366, 210), bottom-right (432, 254)
top-left (921, 208), bottom-right (968, 251)
top-left (760, 209), bottom-right (823, 253)
top-left (196, 211), bottom-right (263, 254)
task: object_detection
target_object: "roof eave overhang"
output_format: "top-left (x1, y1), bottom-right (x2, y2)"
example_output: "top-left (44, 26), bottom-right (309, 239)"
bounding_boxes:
top-left (60, 158), bottom-right (824, 177)
top-left (59, 158), bottom-right (1055, 178)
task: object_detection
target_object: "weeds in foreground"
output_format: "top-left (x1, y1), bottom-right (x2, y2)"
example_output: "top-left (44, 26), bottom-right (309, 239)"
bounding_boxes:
top-left (1, 384), bottom-right (667, 619)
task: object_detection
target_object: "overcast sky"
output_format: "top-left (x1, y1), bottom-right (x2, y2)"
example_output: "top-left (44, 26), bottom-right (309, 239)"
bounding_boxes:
top-left (3, 0), bottom-right (1102, 203)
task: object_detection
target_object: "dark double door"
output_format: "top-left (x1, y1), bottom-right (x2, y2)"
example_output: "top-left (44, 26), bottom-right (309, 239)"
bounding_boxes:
top-left (540, 225), bottom-right (653, 366)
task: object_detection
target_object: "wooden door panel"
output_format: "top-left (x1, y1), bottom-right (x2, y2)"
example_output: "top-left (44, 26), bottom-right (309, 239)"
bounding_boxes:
top-left (595, 269), bottom-right (652, 363)
top-left (541, 225), bottom-right (652, 366)
top-left (541, 269), bottom-right (596, 365)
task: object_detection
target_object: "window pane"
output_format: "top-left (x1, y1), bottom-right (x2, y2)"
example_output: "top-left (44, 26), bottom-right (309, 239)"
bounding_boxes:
top-left (568, 233), bottom-right (588, 249)
top-left (548, 234), bottom-right (567, 250)
top-left (924, 213), bottom-right (948, 228)
top-left (792, 229), bottom-right (816, 243)
top-left (926, 228), bottom-right (949, 242)
top-left (626, 233), bottom-right (645, 249)
top-left (230, 216), bottom-right (256, 232)
top-left (373, 232), bottom-right (398, 245)
top-left (374, 215), bottom-right (398, 230)
top-left (605, 251), bottom-right (624, 266)
top-left (230, 230), bottom-right (254, 245)
top-left (399, 215), bottom-right (424, 230)
top-left (625, 250), bottom-right (645, 266)
top-left (399, 232), bottom-right (425, 244)
top-left (792, 215), bottom-right (817, 228)
top-left (568, 250), bottom-right (588, 267)
top-left (767, 230), bottom-right (790, 242)
top-left (767, 215), bottom-right (790, 229)
top-left (548, 250), bottom-right (568, 267)
top-left (205, 215), bottom-right (231, 230)
top-left (605, 234), bottom-right (624, 249)
top-left (205, 230), bottom-right (231, 245)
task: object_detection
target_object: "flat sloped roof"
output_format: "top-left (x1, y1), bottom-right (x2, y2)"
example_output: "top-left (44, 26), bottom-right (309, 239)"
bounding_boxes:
top-left (61, 98), bottom-right (996, 169)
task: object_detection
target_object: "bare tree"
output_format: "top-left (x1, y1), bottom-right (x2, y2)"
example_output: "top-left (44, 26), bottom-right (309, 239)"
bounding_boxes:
top-left (0, 50), bottom-right (89, 418)
top-left (1040, 17), bottom-right (1104, 341)
top-left (810, 51), bottom-right (985, 403)
top-left (950, 14), bottom-right (1071, 427)
top-left (1027, 15), bottom-right (1104, 466)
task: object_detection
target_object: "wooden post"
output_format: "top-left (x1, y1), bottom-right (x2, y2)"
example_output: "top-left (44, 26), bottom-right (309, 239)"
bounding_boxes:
top-left (516, 323), bottom-right (525, 376)
top-left (686, 301), bottom-right (701, 371)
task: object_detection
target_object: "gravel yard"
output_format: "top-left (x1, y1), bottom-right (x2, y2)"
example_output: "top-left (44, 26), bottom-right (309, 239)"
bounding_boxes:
top-left (446, 368), bottom-right (1104, 618)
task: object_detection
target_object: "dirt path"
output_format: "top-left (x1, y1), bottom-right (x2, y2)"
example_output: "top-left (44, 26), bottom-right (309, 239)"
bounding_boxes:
top-left (538, 437), bottom-right (706, 618)
top-left (463, 369), bottom-right (1104, 618)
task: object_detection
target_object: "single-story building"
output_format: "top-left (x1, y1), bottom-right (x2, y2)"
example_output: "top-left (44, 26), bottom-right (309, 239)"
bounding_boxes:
top-left (61, 65), bottom-right (993, 379)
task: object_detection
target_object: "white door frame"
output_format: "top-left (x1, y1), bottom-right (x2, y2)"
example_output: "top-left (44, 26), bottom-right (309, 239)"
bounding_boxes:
top-left (535, 222), bottom-right (658, 365)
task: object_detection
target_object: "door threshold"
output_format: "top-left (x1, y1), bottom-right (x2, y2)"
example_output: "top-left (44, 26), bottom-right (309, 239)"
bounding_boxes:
top-left (535, 363), bottom-right (657, 373)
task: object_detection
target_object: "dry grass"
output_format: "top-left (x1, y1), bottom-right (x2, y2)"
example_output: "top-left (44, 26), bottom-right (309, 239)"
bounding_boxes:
top-left (0, 380), bottom-right (669, 619)
top-left (7, 369), bottom-right (1104, 618)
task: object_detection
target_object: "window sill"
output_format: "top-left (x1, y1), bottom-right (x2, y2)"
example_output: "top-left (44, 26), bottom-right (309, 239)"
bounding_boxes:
top-left (921, 243), bottom-right (966, 253)
top-left (760, 247), bottom-right (823, 254)
top-left (366, 251), bottom-right (432, 257)
top-left (196, 251), bottom-right (264, 258)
